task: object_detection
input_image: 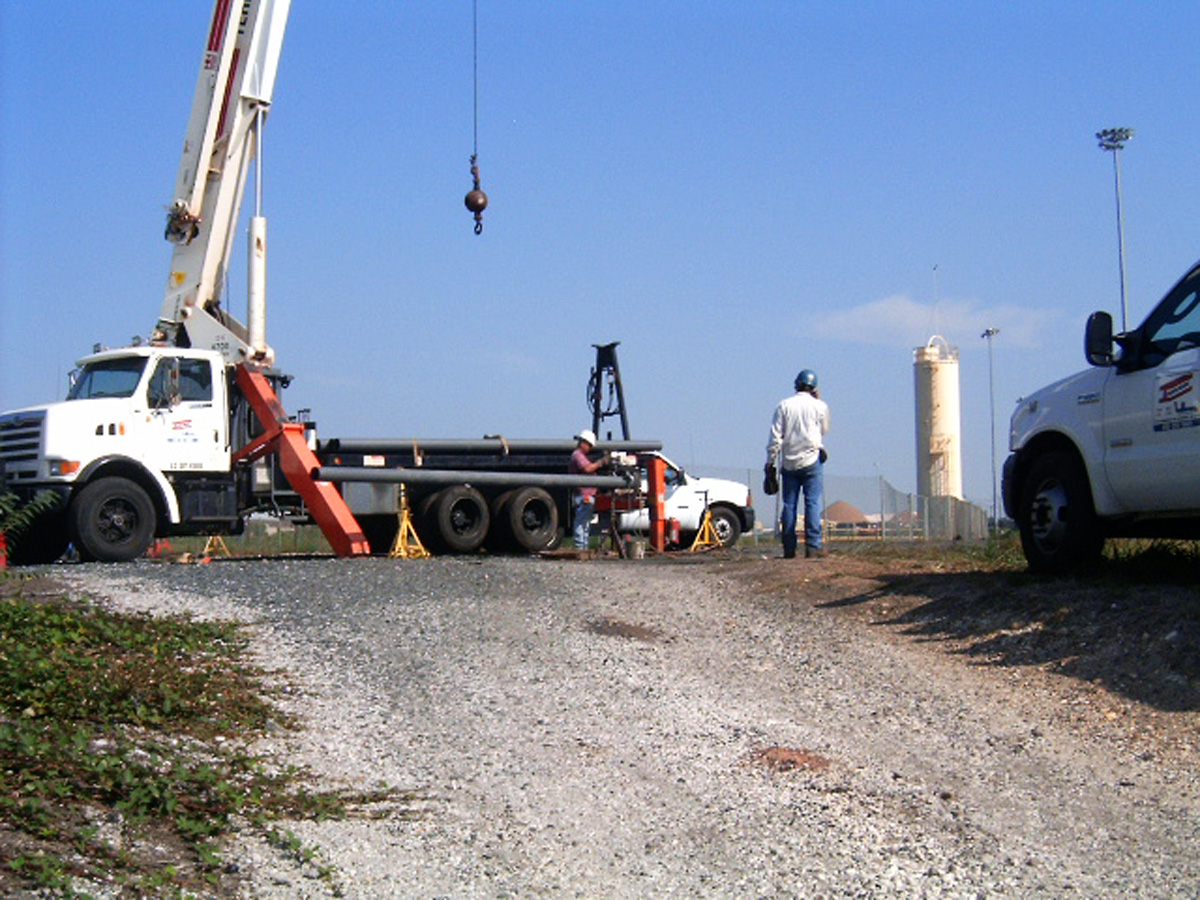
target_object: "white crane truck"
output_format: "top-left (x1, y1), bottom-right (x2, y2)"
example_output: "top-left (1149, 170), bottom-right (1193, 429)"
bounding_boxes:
top-left (0, 0), bottom-right (753, 564)
top-left (1002, 259), bottom-right (1200, 571)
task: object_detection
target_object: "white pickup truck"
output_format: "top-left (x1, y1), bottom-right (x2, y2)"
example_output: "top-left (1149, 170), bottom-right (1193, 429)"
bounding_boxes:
top-left (610, 453), bottom-right (755, 548)
top-left (1003, 259), bottom-right (1200, 571)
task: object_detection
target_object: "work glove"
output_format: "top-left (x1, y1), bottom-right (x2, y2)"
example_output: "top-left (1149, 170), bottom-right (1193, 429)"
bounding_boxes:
top-left (818, 448), bottom-right (828, 464)
top-left (762, 463), bottom-right (779, 496)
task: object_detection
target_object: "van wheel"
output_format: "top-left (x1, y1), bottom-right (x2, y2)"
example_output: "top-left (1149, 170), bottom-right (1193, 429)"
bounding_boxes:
top-left (1017, 451), bottom-right (1103, 573)
top-left (70, 477), bottom-right (156, 562)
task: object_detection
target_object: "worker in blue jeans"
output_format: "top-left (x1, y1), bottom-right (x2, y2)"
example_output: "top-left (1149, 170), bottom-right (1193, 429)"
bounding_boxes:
top-left (569, 429), bottom-right (606, 550)
top-left (766, 369), bottom-right (830, 559)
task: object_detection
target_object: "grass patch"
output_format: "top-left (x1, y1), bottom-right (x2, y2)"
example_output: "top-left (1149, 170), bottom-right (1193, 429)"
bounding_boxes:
top-left (0, 573), bottom-right (409, 898)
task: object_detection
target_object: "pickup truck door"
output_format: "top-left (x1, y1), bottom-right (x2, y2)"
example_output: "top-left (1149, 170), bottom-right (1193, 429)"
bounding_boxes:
top-left (1101, 274), bottom-right (1200, 511)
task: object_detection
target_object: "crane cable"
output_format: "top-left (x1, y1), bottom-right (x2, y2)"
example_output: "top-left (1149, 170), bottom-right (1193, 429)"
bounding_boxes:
top-left (464, 0), bottom-right (488, 234)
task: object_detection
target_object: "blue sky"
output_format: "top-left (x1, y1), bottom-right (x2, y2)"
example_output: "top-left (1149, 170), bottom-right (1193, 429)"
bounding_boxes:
top-left (3, 1), bottom-right (1198, 509)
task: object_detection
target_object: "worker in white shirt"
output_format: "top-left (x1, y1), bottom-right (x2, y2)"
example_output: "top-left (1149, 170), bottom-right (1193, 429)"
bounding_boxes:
top-left (765, 369), bottom-right (830, 559)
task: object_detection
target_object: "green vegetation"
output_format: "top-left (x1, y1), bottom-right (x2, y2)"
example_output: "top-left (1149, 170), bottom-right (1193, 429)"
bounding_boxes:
top-left (0, 575), bottom-right (408, 898)
top-left (0, 491), bottom-right (63, 562)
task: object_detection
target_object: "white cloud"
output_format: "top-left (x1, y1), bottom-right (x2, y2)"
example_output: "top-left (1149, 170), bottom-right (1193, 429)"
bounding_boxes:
top-left (811, 294), bottom-right (1060, 350)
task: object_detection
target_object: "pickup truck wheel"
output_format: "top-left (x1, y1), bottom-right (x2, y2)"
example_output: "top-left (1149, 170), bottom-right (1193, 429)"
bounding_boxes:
top-left (431, 485), bottom-right (489, 553)
top-left (709, 506), bottom-right (742, 548)
top-left (70, 477), bottom-right (156, 563)
top-left (1017, 452), bottom-right (1103, 573)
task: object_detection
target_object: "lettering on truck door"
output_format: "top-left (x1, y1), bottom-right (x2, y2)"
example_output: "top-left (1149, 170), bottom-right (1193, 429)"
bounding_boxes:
top-left (1102, 274), bottom-right (1200, 511)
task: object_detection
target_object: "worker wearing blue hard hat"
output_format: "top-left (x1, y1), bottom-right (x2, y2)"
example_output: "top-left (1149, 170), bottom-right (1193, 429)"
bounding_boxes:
top-left (765, 369), bottom-right (830, 559)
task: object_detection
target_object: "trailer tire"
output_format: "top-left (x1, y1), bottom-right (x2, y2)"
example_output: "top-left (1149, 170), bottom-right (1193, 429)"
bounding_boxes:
top-left (1017, 451), bottom-right (1104, 573)
top-left (496, 486), bottom-right (559, 553)
top-left (429, 485), bottom-right (489, 553)
top-left (69, 477), bottom-right (157, 562)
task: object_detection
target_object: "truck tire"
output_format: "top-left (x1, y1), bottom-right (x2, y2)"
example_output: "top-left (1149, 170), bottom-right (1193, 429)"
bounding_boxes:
top-left (496, 486), bottom-right (559, 553)
top-left (5, 508), bottom-right (70, 566)
top-left (709, 505), bottom-right (742, 548)
top-left (69, 477), bottom-right (157, 562)
top-left (430, 485), bottom-right (489, 554)
top-left (1017, 451), bottom-right (1103, 573)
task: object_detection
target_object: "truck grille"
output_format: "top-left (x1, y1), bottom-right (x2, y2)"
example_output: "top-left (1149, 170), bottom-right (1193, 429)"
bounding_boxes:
top-left (0, 410), bottom-right (45, 483)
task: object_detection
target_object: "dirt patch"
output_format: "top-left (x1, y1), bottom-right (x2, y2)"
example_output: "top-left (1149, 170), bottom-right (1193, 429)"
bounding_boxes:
top-left (726, 542), bottom-right (1200, 765)
top-left (749, 745), bottom-right (832, 773)
top-left (587, 615), bottom-right (662, 642)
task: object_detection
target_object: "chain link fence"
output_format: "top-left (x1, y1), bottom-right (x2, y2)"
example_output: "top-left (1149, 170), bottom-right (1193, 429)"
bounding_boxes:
top-left (689, 466), bottom-right (989, 544)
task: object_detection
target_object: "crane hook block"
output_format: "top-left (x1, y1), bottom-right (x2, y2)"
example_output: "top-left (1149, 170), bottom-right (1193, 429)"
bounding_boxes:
top-left (466, 156), bottom-right (487, 235)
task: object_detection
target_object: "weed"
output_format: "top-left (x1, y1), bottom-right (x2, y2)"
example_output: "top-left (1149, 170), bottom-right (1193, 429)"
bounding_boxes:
top-left (0, 576), bottom-right (407, 897)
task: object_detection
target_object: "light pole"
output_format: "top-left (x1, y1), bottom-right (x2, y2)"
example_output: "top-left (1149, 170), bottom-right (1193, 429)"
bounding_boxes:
top-left (981, 327), bottom-right (1000, 534)
top-left (1096, 127), bottom-right (1134, 331)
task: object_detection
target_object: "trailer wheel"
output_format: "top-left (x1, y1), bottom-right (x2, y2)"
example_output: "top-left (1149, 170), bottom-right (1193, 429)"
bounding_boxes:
top-left (430, 485), bottom-right (489, 553)
top-left (708, 505), bottom-right (742, 548)
top-left (69, 477), bottom-right (157, 562)
top-left (498, 486), bottom-right (559, 553)
top-left (1017, 451), bottom-right (1103, 573)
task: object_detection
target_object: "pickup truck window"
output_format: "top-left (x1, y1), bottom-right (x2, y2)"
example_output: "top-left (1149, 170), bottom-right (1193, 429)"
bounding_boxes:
top-left (1140, 267), bottom-right (1200, 367)
top-left (67, 357), bottom-right (148, 400)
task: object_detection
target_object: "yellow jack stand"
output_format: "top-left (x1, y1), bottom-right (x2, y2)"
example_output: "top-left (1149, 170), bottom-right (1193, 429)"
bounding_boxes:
top-left (689, 508), bottom-right (723, 552)
top-left (389, 487), bottom-right (430, 559)
top-left (202, 535), bottom-right (231, 557)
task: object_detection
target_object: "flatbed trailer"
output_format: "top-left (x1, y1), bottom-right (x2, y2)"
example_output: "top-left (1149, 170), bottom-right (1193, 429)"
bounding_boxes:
top-left (315, 437), bottom-right (665, 554)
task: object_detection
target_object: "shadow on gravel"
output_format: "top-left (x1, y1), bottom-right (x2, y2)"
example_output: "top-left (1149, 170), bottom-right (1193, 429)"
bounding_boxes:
top-left (820, 566), bottom-right (1200, 713)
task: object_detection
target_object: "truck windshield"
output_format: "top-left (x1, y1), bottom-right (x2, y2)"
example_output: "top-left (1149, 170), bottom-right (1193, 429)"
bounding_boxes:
top-left (67, 357), bottom-right (148, 400)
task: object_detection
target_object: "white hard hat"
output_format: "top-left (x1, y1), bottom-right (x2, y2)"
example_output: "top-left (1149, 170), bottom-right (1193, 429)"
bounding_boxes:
top-left (575, 429), bottom-right (597, 446)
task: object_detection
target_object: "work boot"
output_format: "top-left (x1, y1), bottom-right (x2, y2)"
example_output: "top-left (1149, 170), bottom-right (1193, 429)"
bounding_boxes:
top-left (782, 548), bottom-right (796, 559)
top-left (804, 545), bottom-right (826, 559)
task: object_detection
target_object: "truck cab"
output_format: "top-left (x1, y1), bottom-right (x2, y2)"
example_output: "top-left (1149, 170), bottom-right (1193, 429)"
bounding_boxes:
top-left (1003, 260), bottom-right (1200, 570)
top-left (0, 346), bottom-right (239, 563)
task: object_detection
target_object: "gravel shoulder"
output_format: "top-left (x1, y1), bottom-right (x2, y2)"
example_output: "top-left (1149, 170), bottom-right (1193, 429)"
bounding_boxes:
top-left (61, 549), bottom-right (1200, 898)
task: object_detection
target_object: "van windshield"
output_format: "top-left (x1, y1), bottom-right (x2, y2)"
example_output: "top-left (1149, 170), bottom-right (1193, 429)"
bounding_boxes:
top-left (67, 357), bottom-right (148, 400)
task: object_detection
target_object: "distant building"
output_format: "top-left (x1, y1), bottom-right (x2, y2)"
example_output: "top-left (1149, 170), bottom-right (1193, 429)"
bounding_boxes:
top-left (913, 335), bottom-right (964, 500)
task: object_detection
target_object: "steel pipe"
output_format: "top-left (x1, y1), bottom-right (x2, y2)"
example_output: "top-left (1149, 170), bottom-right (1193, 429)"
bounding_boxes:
top-left (319, 438), bottom-right (662, 455)
top-left (313, 466), bottom-right (634, 489)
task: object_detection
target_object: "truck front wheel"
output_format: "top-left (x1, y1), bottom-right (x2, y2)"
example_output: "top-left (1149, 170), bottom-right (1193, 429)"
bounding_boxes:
top-left (70, 477), bottom-right (157, 562)
top-left (1017, 451), bottom-right (1103, 573)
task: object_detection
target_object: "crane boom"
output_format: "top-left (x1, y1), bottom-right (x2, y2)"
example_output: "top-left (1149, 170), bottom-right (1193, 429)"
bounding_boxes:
top-left (153, 0), bottom-right (290, 368)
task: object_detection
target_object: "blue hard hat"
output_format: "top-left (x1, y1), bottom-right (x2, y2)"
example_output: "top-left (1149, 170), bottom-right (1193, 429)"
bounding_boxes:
top-left (794, 369), bottom-right (818, 391)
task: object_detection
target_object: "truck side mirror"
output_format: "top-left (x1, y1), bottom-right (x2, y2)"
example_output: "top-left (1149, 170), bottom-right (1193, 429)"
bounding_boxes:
top-left (1085, 311), bottom-right (1114, 367)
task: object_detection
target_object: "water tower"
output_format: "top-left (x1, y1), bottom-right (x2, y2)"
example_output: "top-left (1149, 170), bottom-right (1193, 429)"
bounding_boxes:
top-left (913, 335), bottom-right (963, 500)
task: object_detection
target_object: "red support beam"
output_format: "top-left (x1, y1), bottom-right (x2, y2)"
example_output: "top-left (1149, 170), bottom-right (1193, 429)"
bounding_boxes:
top-left (644, 452), bottom-right (667, 553)
top-left (234, 365), bottom-right (370, 557)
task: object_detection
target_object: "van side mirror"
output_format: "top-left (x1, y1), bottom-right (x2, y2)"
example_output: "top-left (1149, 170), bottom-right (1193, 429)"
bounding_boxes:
top-left (1085, 311), bottom-right (1114, 367)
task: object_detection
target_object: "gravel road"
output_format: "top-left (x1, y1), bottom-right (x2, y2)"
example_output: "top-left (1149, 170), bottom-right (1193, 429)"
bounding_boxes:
top-left (65, 554), bottom-right (1200, 899)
